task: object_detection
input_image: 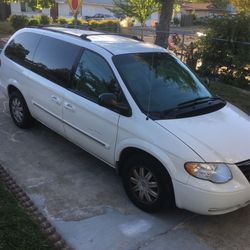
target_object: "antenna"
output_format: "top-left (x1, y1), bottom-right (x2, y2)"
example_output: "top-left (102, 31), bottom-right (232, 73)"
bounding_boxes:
top-left (146, 53), bottom-right (155, 120)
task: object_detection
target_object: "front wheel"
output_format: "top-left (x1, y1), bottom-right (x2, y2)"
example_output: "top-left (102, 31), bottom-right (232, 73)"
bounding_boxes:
top-left (122, 154), bottom-right (175, 213)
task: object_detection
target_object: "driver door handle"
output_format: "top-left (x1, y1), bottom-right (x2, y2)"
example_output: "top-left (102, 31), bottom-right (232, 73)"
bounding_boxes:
top-left (64, 102), bottom-right (75, 112)
top-left (51, 95), bottom-right (61, 105)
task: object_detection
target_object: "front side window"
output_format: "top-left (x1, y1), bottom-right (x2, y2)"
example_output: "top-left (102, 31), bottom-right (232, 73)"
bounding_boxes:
top-left (113, 53), bottom-right (225, 119)
top-left (32, 36), bottom-right (81, 87)
top-left (71, 50), bottom-right (122, 103)
top-left (5, 32), bottom-right (41, 69)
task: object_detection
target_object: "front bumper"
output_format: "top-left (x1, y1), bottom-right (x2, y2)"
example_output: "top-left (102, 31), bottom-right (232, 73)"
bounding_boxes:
top-left (173, 179), bottom-right (250, 215)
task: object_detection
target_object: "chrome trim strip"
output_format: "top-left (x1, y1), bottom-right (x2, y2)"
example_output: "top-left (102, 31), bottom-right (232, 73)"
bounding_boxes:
top-left (32, 101), bottom-right (109, 149)
top-left (33, 101), bottom-right (62, 121)
top-left (63, 120), bottom-right (109, 149)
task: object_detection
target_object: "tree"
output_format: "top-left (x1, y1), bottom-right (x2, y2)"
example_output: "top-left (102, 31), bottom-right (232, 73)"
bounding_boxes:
top-left (155, 0), bottom-right (175, 48)
top-left (210, 0), bottom-right (229, 10)
top-left (110, 0), bottom-right (159, 39)
top-left (231, 0), bottom-right (250, 12)
top-left (197, 12), bottom-right (250, 88)
top-left (0, 0), bottom-right (55, 10)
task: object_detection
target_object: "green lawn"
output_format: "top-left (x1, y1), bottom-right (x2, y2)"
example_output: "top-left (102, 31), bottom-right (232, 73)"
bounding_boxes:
top-left (209, 82), bottom-right (250, 115)
top-left (0, 183), bottom-right (53, 250)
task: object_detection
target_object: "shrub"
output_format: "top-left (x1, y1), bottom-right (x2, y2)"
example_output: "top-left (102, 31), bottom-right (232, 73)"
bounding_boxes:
top-left (28, 17), bottom-right (40, 26)
top-left (56, 17), bottom-right (68, 24)
top-left (173, 17), bottom-right (180, 25)
top-left (192, 12), bottom-right (197, 21)
top-left (68, 18), bottom-right (83, 25)
top-left (39, 14), bottom-right (51, 25)
top-left (197, 12), bottom-right (250, 89)
top-left (120, 17), bottom-right (134, 28)
top-left (9, 15), bottom-right (29, 31)
top-left (88, 20), bottom-right (119, 32)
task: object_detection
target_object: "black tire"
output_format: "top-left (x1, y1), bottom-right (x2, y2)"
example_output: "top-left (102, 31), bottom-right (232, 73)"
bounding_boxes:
top-left (122, 153), bottom-right (175, 213)
top-left (9, 91), bottom-right (33, 129)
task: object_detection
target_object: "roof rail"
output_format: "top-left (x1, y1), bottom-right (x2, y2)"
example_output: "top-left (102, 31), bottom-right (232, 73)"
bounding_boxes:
top-left (30, 24), bottom-right (93, 30)
top-left (27, 24), bottom-right (144, 42)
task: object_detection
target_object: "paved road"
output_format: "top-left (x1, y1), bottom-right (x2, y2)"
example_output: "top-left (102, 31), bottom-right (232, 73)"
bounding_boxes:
top-left (0, 91), bottom-right (249, 250)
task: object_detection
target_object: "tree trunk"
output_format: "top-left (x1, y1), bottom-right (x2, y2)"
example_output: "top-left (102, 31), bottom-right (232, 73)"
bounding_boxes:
top-left (155, 0), bottom-right (175, 48)
top-left (140, 22), bottom-right (145, 40)
top-left (74, 12), bottom-right (78, 27)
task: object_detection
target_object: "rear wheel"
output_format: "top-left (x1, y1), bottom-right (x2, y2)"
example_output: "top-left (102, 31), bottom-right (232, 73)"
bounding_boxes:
top-left (122, 154), bottom-right (175, 213)
top-left (9, 91), bottom-right (33, 129)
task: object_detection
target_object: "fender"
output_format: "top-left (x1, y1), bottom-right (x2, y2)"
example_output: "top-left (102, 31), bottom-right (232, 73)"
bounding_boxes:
top-left (115, 138), bottom-right (182, 181)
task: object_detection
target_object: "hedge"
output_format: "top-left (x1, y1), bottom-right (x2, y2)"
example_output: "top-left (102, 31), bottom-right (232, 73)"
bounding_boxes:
top-left (10, 15), bottom-right (120, 32)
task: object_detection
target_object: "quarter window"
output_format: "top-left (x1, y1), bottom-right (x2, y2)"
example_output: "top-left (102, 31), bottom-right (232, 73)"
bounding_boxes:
top-left (32, 36), bottom-right (81, 87)
top-left (5, 32), bottom-right (41, 69)
top-left (71, 50), bottom-right (122, 102)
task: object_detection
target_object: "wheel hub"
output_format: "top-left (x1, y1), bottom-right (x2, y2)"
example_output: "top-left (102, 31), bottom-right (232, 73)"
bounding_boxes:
top-left (129, 166), bottom-right (159, 204)
top-left (12, 98), bottom-right (24, 123)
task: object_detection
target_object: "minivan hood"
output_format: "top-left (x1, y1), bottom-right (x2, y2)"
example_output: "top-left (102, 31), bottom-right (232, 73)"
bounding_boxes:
top-left (156, 104), bottom-right (250, 163)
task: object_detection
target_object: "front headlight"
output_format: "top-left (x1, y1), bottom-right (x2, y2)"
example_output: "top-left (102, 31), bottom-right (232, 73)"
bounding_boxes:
top-left (185, 162), bottom-right (232, 183)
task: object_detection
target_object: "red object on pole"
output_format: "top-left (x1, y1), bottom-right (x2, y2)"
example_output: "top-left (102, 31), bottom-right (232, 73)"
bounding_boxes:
top-left (68, 0), bottom-right (81, 14)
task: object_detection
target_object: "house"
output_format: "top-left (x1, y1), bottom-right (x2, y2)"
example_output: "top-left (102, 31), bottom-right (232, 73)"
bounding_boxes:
top-left (180, 3), bottom-right (220, 18)
top-left (10, 0), bottom-right (114, 19)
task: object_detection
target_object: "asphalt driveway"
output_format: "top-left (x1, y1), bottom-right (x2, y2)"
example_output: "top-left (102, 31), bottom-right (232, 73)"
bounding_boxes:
top-left (0, 91), bottom-right (249, 250)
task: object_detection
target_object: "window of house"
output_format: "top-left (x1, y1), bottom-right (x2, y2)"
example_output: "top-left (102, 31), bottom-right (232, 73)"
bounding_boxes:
top-left (20, 2), bottom-right (32, 12)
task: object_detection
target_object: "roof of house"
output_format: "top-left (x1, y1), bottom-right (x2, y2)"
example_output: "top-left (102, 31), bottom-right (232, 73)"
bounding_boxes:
top-left (181, 3), bottom-right (214, 11)
top-left (85, 0), bottom-right (113, 5)
top-left (40, 27), bottom-right (166, 55)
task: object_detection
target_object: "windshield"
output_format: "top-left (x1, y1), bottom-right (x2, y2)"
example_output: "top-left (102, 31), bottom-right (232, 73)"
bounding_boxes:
top-left (113, 53), bottom-right (222, 119)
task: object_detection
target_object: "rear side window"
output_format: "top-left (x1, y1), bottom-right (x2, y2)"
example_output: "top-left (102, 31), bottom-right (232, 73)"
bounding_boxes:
top-left (32, 36), bottom-right (81, 87)
top-left (4, 32), bottom-right (41, 69)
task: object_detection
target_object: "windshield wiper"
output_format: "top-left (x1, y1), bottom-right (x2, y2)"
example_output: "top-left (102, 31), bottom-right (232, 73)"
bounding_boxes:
top-left (161, 96), bottom-right (226, 119)
top-left (178, 96), bottom-right (223, 108)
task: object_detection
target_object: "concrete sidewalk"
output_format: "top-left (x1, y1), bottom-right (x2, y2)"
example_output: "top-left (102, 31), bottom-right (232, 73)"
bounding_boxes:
top-left (0, 92), bottom-right (249, 250)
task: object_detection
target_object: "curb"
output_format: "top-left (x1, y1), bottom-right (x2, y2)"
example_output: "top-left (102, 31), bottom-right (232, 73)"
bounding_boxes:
top-left (0, 164), bottom-right (73, 250)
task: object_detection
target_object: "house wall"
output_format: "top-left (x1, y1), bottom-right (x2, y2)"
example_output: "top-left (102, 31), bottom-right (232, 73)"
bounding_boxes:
top-left (58, 3), bottom-right (70, 17)
top-left (10, 2), bottom-right (49, 17)
top-left (82, 4), bottom-right (113, 17)
top-left (182, 10), bottom-right (210, 18)
top-left (58, 3), bottom-right (113, 18)
top-left (11, 3), bottom-right (21, 14)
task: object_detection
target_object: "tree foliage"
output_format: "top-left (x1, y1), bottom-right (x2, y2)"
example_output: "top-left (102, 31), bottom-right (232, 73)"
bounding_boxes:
top-left (0, 0), bottom-right (55, 10)
top-left (111, 0), bottom-right (159, 26)
top-left (210, 0), bottom-right (229, 9)
top-left (231, 0), bottom-right (250, 12)
top-left (197, 12), bottom-right (250, 88)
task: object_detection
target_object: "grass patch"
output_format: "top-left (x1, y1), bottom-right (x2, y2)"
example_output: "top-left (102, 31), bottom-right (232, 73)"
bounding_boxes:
top-left (0, 182), bottom-right (53, 250)
top-left (0, 21), bottom-right (13, 37)
top-left (209, 82), bottom-right (250, 115)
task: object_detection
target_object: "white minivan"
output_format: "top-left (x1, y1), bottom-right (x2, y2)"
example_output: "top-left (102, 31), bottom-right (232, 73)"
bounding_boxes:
top-left (0, 27), bottom-right (249, 215)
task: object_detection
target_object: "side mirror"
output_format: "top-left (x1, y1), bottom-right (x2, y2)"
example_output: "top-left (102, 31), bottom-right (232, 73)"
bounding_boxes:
top-left (98, 93), bottom-right (132, 117)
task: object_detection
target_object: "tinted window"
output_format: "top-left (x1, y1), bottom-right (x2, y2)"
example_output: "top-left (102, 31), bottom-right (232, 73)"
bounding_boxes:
top-left (71, 50), bottom-right (122, 102)
top-left (5, 32), bottom-right (41, 69)
top-left (113, 53), bottom-right (213, 117)
top-left (33, 36), bottom-right (81, 87)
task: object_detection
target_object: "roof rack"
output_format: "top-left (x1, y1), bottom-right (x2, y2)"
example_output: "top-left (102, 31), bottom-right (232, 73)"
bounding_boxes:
top-left (28, 24), bottom-right (144, 42)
